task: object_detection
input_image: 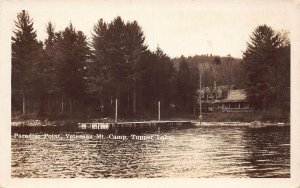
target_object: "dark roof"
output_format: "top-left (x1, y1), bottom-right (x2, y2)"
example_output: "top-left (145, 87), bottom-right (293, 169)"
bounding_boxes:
top-left (222, 89), bottom-right (247, 102)
top-left (198, 85), bottom-right (235, 95)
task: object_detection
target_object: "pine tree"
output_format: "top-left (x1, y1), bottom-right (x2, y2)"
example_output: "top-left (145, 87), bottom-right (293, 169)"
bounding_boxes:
top-left (243, 25), bottom-right (283, 109)
top-left (176, 57), bottom-right (192, 112)
top-left (88, 19), bottom-right (109, 115)
top-left (124, 20), bottom-right (147, 114)
top-left (91, 17), bottom-right (148, 116)
top-left (55, 23), bottom-right (91, 113)
top-left (12, 10), bottom-right (41, 116)
top-left (43, 22), bottom-right (59, 113)
top-left (154, 47), bottom-right (176, 113)
top-left (271, 32), bottom-right (290, 114)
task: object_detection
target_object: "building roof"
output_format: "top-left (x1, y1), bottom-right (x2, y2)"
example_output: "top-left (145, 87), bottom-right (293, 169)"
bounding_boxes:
top-left (222, 89), bottom-right (247, 102)
top-left (198, 85), bottom-right (235, 93)
top-left (197, 85), bottom-right (235, 98)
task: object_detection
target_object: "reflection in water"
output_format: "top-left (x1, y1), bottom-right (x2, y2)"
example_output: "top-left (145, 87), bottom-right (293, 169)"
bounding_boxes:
top-left (11, 126), bottom-right (289, 178)
top-left (242, 128), bottom-right (290, 177)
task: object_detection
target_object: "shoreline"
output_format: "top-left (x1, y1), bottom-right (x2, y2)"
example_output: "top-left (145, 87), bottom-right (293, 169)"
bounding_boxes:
top-left (11, 119), bottom-right (290, 127)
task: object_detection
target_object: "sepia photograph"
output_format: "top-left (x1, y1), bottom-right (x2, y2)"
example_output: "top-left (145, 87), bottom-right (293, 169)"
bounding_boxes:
top-left (1, 0), bottom-right (300, 187)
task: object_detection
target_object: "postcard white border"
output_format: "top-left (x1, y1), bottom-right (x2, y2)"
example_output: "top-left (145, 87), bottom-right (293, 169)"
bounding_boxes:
top-left (1, 0), bottom-right (299, 188)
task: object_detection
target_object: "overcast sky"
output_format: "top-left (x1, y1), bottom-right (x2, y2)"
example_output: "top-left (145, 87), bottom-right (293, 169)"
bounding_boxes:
top-left (5, 0), bottom-right (292, 58)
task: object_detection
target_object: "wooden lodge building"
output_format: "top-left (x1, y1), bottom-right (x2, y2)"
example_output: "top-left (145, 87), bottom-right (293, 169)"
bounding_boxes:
top-left (198, 84), bottom-right (252, 113)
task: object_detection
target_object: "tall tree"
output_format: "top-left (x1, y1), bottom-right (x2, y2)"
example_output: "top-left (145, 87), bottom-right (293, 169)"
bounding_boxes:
top-left (55, 23), bottom-right (91, 113)
top-left (124, 20), bottom-right (147, 114)
top-left (176, 57), bottom-right (192, 112)
top-left (136, 50), bottom-right (158, 114)
top-left (12, 10), bottom-right (41, 115)
top-left (154, 47), bottom-right (176, 113)
top-left (88, 19), bottom-right (109, 115)
top-left (243, 25), bottom-right (285, 109)
top-left (106, 17), bottom-right (127, 109)
top-left (90, 17), bottom-right (148, 117)
top-left (42, 22), bottom-right (58, 113)
top-left (270, 32), bottom-right (290, 113)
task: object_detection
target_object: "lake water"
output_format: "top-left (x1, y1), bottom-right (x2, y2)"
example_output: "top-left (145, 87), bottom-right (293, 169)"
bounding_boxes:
top-left (11, 126), bottom-right (290, 178)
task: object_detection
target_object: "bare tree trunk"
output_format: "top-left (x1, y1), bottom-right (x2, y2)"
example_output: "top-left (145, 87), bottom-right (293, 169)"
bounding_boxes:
top-left (133, 87), bottom-right (136, 114)
top-left (35, 100), bottom-right (38, 113)
top-left (138, 85), bottom-right (142, 116)
top-left (193, 105), bottom-right (196, 115)
top-left (61, 98), bottom-right (64, 112)
top-left (100, 97), bottom-right (103, 114)
top-left (22, 93), bottom-right (26, 116)
top-left (47, 94), bottom-right (51, 113)
top-left (127, 93), bottom-right (130, 112)
top-left (69, 98), bottom-right (72, 113)
top-left (111, 96), bottom-right (113, 107)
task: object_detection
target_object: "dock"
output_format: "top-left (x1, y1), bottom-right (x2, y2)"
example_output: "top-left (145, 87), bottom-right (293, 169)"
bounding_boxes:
top-left (78, 120), bottom-right (290, 130)
top-left (78, 120), bottom-right (192, 130)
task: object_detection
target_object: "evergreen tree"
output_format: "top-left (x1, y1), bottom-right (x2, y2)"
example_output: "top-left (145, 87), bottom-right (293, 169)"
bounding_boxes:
top-left (176, 57), bottom-right (192, 112)
top-left (243, 25), bottom-right (284, 109)
top-left (12, 10), bottom-right (41, 115)
top-left (154, 47), bottom-right (176, 113)
top-left (55, 23), bottom-right (91, 113)
top-left (89, 17), bottom-right (128, 116)
top-left (213, 56), bottom-right (221, 65)
top-left (124, 20), bottom-right (147, 114)
top-left (90, 17), bottom-right (148, 117)
top-left (30, 40), bottom-right (47, 114)
top-left (106, 17), bottom-right (127, 99)
top-left (43, 22), bottom-right (59, 113)
top-left (136, 50), bottom-right (159, 114)
top-left (270, 32), bottom-right (290, 113)
top-left (88, 19), bottom-right (109, 115)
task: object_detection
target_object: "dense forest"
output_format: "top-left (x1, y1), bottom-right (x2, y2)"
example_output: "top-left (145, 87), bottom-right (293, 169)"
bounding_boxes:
top-left (11, 10), bottom-right (290, 120)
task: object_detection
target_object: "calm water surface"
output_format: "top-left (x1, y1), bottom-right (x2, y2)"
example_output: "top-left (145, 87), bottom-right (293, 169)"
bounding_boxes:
top-left (11, 126), bottom-right (290, 178)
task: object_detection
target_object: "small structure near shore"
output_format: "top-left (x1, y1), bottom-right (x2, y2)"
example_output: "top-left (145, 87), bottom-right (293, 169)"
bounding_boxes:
top-left (198, 84), bottom-right (252, 113)
top-left (218, 89), bottom-right (252, 112)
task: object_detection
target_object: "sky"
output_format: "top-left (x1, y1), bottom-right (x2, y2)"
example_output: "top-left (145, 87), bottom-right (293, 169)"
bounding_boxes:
top-left (4, 0), bottom-right (292, 58)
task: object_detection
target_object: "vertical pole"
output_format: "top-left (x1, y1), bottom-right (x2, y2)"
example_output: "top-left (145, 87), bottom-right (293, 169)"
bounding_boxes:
top-left (115, 98), bottom-right (118, 123)
top-left (69, 98), bottom-right (72, 113)
top-left (22, 93), bottom-right (26, 116)
top-left (133, 87), bottom-right (136, 114)
top-left (61, 98), bottom-right (64, 112)
top-left (158, 101), bottom-right (160, 121)
top-left (199, 65), bottom-right (202, 120)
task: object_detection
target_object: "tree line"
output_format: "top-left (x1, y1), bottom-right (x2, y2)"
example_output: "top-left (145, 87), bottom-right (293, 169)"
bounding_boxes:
top-left (12, 10), bottom-right (290, 120)
top-left (11, 10), bottom-right (192, 119)
top-left (172, 54), bottom-right (247, 89)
